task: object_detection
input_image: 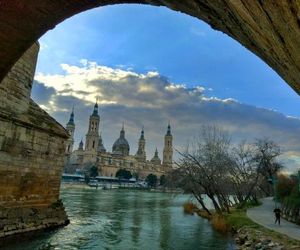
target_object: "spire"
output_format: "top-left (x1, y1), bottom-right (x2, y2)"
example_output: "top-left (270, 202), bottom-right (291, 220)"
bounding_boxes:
top-left (99, 132), bottom-right (103, 143)
top-left (151, 147), bottom-right (161, 165)
top-left (154, 147), bottom-right (158, 157)
top-left (92, 100), bottom-right (99, 116)
top-left (140, 126), bottom-right (145, 140)
top-left (120, 122), bottom-right (125, 138)
top-left (166, 121), bottom-right (171, 136)
top-left (78, 139), bottom-right (83, 150)
top-left (98, 133), bottom-right (106, 153)
top-left (67, 106), bottom-right (75, 125)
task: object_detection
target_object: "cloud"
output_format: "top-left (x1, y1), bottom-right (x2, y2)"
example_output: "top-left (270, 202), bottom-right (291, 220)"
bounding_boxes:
top-left (190, 27), bottom-right (206, 37)
top-left (34, 61), bottom-right (300, 173)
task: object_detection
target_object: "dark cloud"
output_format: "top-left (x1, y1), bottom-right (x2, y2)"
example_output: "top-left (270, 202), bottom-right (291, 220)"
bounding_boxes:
top-left (31, 80), bottom-right (56, 104)
top-left (33, 62), bottom-right (300, 171)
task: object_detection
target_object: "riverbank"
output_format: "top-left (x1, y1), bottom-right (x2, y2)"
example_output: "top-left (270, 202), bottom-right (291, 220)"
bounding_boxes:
top-left (192, 203), bottom-right (300, 249)
top-left (61, 181), bottom-right (182, 193)
top-left (225, 208), bottom-right (300, 249)
top-left (247, 197), bottom-right (300, 242)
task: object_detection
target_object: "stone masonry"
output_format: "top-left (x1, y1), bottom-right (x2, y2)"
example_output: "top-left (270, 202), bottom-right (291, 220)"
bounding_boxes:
top-left (0, 1), bottom-right (299, 93)
top-left (0, 44), bottom-right (69, 237)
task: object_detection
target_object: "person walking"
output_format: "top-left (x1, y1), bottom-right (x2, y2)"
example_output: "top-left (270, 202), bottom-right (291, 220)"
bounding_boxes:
top-left (273, 207), bottom-right (281, 225)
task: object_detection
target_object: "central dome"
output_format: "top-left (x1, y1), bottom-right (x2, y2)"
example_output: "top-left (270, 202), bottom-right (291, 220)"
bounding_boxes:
top-left (112, 125), bottom-right (130, 156)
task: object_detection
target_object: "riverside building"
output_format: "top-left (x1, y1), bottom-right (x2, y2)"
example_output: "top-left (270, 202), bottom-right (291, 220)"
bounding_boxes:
top-left (64, 102), bottom-right (173, 179)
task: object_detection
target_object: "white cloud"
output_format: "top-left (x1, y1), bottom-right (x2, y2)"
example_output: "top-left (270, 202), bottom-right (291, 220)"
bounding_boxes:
top-left (190, 27), bottom-right (206, 37)
top-left (33, 60), bottom-right (300, 172)
top-left (39, 42), bottom-right (48, 51)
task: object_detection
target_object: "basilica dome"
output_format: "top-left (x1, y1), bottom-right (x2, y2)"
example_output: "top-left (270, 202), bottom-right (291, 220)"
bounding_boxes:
top-left (112, 125), bottom-right (130, 156)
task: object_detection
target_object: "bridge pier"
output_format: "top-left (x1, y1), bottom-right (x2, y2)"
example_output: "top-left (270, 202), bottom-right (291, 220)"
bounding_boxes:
top-left (0, 43), bottom-right (69, 237)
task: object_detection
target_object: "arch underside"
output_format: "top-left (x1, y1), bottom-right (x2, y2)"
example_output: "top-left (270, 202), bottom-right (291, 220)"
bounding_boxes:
top-left (0, 0), bottom-right (299, 93)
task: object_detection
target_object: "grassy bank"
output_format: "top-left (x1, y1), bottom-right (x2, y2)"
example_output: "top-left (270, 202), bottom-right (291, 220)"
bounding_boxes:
top-left (183, 202), bottom-right (300, 248)
top-left (224, 208), bottom-right (300, 249)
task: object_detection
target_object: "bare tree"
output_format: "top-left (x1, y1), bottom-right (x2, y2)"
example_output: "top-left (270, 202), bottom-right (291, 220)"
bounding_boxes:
top-left (229, 141), bottom-right (260, 206)
top-left (175, 125), bottom-right (233, 214)
top-left (174, 126), bottom-right (284, 214)
top-left (254, 138), bottom-right (283, 196)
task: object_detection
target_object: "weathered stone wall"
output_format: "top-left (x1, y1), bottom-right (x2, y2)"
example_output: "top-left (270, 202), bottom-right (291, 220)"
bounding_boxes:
top-left (0, 43), bottom-right (39, 114)
top-left (0, 106), bottom-right (67, 208)
top-left (0, 201), bottom-right (69, 238)
top-left (0, 1), bottom-right (299, 93)
top-left (0, 44), bottom-right (69, 237)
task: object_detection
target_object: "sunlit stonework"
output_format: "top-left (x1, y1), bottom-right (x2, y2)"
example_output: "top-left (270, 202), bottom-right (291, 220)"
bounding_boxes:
top-left (65, 102), bottom-right (173, 178)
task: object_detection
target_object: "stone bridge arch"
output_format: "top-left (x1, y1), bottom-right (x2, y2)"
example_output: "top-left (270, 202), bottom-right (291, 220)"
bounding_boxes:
top-left (0, 0), bottom-right (299, 238)
top-left (1, 1), bottom-right (300, 92)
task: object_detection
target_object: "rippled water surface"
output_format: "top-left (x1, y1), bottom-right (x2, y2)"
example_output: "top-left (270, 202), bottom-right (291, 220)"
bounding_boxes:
top-left (2, 187), bottom-right (235, 250)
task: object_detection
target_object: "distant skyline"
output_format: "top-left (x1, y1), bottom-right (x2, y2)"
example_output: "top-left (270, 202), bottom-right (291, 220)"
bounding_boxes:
top-left (33, 4), bottom-right (300, 173)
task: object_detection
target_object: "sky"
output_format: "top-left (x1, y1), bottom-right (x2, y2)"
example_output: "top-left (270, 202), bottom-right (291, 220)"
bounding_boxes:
top-left (32, 4), bottom-right (300, 173)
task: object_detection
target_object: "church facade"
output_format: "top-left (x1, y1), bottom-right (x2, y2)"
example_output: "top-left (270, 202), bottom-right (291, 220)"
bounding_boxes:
top-left (65, 102), bottom-right (173, 179)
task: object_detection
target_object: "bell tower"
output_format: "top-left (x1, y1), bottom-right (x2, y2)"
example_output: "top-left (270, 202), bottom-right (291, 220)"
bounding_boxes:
top-left (135, 127), bottom-right (146, 162)
top-left (66, 107), bottom-right (75, 155)
top-left (163, 122), bottom-right (173, 166)
top-left (85, 102), bottom-right (100, 151)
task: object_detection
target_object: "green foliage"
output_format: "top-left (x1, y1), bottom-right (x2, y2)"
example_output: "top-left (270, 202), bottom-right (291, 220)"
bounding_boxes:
top-left (146, 174), bottom-right (157, 188)
top-left (90, 165), bottom-right (98, 178)
top-left (132, 172), bottom-right (139, 180)
top-left (116, 168), bottom-right (132, 179)
top-left (276, 174), bottom-right (296, 201)
top-left (224, 209), bottom-right (260, 229)
top-left (236, 199), bottom-right (262, 209)
top-left (159, 175), bottom-right (167, 186)
top-left (84, 172), bottom-right (90, 184)
top-left (276, 174), bottom-right (300, 209)
top-left (283, 184), bottom-right (300, 208)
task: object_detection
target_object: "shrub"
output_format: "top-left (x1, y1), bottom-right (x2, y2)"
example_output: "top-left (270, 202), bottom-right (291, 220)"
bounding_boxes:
top-left (276, 174), bottom-right (296, 201)
top-left (183, 202), bottom-right (197, 214)
top-left (211, 215), bottom-right (229, 234)
top-left (196, 210), bottom-right (212, 220)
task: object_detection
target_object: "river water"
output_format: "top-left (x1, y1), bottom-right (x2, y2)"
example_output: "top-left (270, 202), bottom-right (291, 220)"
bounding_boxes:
top-left (2, 187), bottom-right (235, 250)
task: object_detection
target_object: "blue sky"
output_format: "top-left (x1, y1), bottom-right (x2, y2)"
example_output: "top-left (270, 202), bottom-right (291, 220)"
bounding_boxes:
top-left (36, 4), bottom-right (300, 117)
top-left (33, 4), bottom-right (300, 172)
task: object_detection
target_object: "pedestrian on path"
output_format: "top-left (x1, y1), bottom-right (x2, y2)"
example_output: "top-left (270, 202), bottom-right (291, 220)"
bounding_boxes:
top-left (273, 207), bottom-right (281, 225)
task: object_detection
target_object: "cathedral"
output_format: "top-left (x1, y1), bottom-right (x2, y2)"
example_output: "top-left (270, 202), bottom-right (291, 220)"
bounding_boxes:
top-left (65, 102), bottom-right (173, 179)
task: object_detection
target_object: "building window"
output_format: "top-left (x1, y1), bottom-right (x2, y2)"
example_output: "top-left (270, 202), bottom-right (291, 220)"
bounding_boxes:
top-left (93, 141), bottom-right (95, 148)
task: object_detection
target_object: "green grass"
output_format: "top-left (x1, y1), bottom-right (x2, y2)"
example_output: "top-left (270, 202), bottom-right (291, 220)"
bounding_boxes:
top-left (224, 209), bottom-right (260, 229)
top-left (224, 207), bottom-right (300, 248)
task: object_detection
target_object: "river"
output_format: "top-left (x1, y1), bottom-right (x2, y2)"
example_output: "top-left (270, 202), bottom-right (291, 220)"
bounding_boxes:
top-left (2, 187), bottom-right (235, 250)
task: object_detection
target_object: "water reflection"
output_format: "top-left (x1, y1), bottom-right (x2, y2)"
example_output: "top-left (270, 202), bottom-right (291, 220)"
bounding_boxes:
top-left (159, 199), bottom-right (171, 249)
top-left (1, 188), bottom-right (235, 250)
top-left (131, 192), bottom-right (142, 245)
